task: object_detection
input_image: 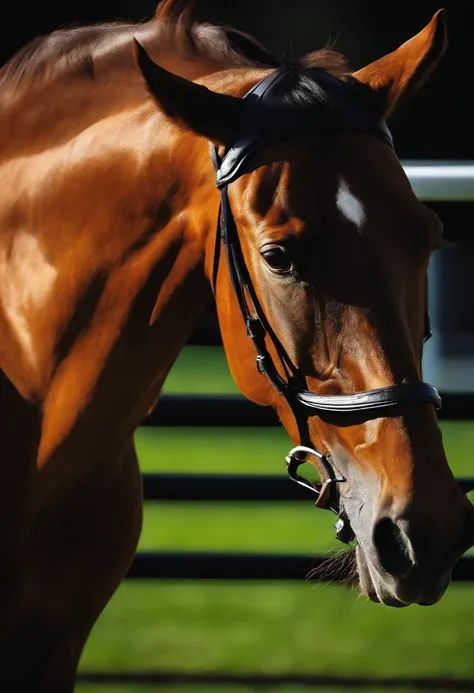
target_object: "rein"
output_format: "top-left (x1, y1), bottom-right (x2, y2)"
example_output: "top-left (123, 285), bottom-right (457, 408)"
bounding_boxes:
top-left (211, 66), bottom-right (442, 542)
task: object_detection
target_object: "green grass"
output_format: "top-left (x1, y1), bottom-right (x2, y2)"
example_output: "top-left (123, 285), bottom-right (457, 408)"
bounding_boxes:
top-left (162, 346), bottom-right (239, 394)
top-left (139, 502), bottom-right (336, 553)
top-left (136, 422), bottom-right (474, 476)
top-left (77, 347), bottom-right (474, 688)
top-left (81, 582), bottom-right (474, 677)
top-left (136, 427), bottom-right (290, 474)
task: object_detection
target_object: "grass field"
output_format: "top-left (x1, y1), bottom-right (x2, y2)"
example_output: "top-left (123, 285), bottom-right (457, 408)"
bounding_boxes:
top-left (77, 346), bottom-right (474, 691)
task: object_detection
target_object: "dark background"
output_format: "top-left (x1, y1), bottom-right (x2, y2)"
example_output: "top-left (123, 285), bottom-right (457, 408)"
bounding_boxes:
top-left (2, 0), bottom-right (472, 159)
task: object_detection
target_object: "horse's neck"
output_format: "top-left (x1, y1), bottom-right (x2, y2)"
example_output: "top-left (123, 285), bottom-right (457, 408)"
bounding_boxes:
top-left (0, 50), bottom-right (265, 463)
top-left (0, 88), bottom-right (220, 463)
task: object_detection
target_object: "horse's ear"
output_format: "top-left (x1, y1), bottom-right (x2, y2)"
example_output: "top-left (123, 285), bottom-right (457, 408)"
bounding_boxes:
top-left (133, 40), bottom-right (245, 146)
top-left (352, 9), bottom-right (447, 117)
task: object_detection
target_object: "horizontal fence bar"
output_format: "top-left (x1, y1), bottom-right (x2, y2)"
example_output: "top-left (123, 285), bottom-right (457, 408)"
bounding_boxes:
top-left (126, 551), bottom-right (474, 582)
top-left (142, 472), bottom-right (474, 502)
top-left (144, 392), bottom-right (474, 427)
top-left (403, 162), bottom-right (474, 202)
top-left (144, 393), bottom-right (278, 426)
top-left (77, 670), bottom-right (474, 690)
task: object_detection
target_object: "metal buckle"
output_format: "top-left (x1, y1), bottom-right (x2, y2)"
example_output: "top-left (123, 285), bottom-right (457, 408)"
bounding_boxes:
top-left (256, 354), bottom-right (266, 374)
top-left (285, 445), bottom-right (344, 511)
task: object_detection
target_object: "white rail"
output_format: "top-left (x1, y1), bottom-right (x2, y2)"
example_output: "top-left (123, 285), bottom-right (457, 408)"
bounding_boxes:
top-left (402, 161), bottom-right (474, 201)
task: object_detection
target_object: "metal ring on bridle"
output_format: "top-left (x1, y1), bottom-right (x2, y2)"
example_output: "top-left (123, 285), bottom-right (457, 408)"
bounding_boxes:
top-left (285, 445), bottom-right (345, 512)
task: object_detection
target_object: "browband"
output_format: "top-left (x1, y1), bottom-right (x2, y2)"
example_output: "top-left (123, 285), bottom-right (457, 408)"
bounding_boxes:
top-left (215, 66), bottom-right (394, 188)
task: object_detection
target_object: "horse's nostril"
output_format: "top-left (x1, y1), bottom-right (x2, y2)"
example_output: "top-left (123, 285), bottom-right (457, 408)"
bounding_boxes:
top-left (373, 517), bottom-right (414, 578)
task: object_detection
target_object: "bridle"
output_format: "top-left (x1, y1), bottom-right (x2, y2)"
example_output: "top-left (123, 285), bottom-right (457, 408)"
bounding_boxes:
top-left (210, 66), bottom-right (442, 542)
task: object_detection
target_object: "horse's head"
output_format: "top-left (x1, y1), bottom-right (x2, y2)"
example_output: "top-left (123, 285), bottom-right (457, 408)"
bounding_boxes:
top-left (136, 10), bottom-right (474, 606)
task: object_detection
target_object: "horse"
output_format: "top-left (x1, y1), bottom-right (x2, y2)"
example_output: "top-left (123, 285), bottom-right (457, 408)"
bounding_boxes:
top-left (0, 0), bottom-right (473, 689)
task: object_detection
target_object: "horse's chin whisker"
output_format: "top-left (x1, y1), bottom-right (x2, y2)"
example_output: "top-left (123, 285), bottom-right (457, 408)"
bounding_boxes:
top-left (306, 548), bottom-right (358, 587)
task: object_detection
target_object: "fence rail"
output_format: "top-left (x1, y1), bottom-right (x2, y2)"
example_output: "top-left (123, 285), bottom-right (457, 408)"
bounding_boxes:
top-left (403, 161), bottom-right (474, 201)
top-left (77, 671), bottom-right (474, 690)
top-left (126, 551), bottom-right (474, 582)
top-left (145, 392), bottom-right (474, 427)
top-left (141, 471), bottom-right (474, 502)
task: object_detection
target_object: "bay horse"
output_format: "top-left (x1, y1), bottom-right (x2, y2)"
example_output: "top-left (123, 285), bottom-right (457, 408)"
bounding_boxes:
top-left (0, 0), bottom-right (473, 689)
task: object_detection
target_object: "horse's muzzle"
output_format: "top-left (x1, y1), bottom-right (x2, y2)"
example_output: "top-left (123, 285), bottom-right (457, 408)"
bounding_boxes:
top-left (356, 502), bottom-right (474, 606)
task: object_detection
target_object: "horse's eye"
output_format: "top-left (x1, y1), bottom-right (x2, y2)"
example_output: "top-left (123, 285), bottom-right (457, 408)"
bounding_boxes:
top-left (261, 246), bottom-right (293, 274)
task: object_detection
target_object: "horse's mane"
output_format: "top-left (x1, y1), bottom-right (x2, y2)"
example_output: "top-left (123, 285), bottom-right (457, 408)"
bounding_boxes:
top-left (0, 0), bottom-right (351, 97)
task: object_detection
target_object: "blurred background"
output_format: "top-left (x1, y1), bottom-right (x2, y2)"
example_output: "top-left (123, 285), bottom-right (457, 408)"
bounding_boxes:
top-left (2, 1), bottom-right (473, 692)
